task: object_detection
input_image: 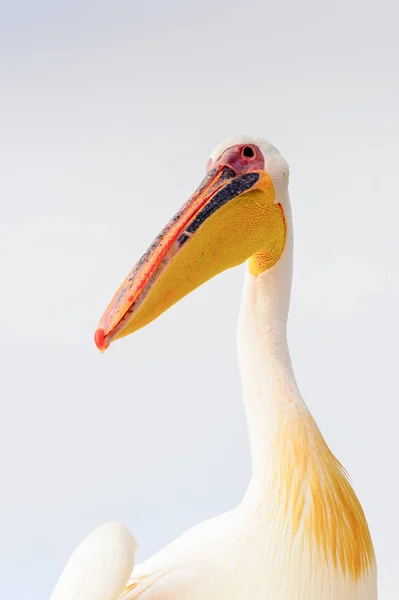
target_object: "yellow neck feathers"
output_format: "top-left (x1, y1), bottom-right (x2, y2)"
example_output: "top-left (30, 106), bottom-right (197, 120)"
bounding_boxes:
top-left (273, 414), bottom-right (375, 580)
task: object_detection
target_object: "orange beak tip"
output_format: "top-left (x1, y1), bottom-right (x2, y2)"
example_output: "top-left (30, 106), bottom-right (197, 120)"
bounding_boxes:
top-left (94, 327), bottom-right (109, 353)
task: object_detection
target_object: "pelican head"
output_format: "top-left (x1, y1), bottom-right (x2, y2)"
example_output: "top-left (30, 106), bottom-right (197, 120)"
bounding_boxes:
top-left (95, 137), bottom-right (289, 351)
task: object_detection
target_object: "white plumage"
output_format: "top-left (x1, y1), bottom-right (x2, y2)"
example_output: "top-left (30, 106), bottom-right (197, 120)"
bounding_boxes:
top-left (50, 523), bottom-right (136, 600)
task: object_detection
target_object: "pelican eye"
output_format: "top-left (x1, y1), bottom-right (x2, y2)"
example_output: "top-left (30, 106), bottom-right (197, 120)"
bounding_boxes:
top-left (242, 146), bottom-right (255, 158)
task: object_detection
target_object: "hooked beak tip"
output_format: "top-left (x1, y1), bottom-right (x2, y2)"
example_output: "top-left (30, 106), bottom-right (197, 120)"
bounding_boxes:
top-left (94, 327), bottom-right (109, 353)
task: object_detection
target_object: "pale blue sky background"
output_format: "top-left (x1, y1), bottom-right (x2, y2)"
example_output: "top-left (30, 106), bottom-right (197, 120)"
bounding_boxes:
top-left (1, 1), bottom-right (398, 598)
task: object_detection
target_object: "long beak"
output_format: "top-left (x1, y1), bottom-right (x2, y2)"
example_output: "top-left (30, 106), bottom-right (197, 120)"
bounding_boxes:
top-left (95, 166), bottom-right (266, 352)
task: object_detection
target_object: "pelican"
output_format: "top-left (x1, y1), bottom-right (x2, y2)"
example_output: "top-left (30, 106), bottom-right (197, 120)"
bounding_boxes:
top-left (52, 137), bottom-right (377, 600)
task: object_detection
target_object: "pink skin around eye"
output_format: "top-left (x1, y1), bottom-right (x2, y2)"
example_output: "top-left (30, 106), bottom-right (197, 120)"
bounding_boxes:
top-left (206, 144), bottom-right (265, 176)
